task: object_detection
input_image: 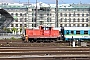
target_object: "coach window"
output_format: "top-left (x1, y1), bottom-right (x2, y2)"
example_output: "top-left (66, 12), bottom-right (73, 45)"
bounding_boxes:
top-left (84, 31), bottom-right (88, 34)
top-left (66, 30), bottom-right (69, 34)
top-left (76, 31), bottom-right (80, 34)
top-left (71, 31), bottom-right (74, 34)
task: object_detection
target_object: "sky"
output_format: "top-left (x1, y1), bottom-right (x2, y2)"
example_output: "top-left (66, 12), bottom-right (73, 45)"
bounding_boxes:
top-left (0, 0), bottom-right (90, 4)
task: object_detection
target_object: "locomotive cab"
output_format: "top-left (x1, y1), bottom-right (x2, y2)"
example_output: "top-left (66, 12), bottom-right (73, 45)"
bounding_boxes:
top-left (23, 25), bottom-right (60, 43)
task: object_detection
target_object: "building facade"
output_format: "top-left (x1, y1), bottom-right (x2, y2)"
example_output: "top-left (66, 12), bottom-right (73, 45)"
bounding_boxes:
top-left (0, 2), bottom-right (90, 34)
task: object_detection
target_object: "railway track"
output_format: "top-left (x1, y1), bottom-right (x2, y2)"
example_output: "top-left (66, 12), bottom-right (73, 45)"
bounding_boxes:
top-left (0, 47), bottom-right (90, 60)
top-left (0, 39), bottom-right (90, 47)
top-left (0, 42), bottom-right (69, 47)
top-left (0, 40), bottom-right (90, 60)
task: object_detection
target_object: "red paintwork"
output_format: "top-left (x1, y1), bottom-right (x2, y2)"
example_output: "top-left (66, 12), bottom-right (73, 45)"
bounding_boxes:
top-left (25, 26), bottom-right (60, 39)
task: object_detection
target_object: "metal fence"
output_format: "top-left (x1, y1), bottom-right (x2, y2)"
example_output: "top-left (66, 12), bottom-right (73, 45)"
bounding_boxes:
top-left (0, 33), bottom-right (21, 39)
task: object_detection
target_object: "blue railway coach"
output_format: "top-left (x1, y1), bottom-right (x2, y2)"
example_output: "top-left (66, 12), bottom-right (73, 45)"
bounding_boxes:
top-left (54, 27), bottom-right (90, 41)
top-left (64, 27), bottom-right (90, 41)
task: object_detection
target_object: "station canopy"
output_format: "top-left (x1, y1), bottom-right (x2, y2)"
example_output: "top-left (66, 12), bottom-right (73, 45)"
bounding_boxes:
top-left (0, 9), bottom-right (13, 18)
top-left (0, 9), bottom-right (13, 32)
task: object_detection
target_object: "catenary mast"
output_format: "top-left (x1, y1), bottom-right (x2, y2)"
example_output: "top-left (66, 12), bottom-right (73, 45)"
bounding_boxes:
top-left (35, 0), bottom-right (38, 27)
top-left (55, 0), bottom-right (59, 27)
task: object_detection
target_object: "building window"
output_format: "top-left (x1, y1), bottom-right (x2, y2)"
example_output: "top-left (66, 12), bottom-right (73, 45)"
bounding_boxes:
top-left (86, 24), bottom-right (88, 27)
top-left (32, 18), bottom-right (34, 22)
top-left (16, 13), bottom-right (18, 16)
top-left (11, 13), bottom-right (13, 16)
top-left (69, 14), bottom-right (71, 17)
top-left (60, 24), bottom-right (62, 27)
top-left (60, 13), bottom-right (62, 17)
top-left (39, 21), bottom-right (44, 25)
top-left (65, 24), bottom-right (67, 27)
top-left (86, 14), bottom-right (89, 16)
top-left (73, 18), bottom-right (76, 22)
top-left (40, 14), bottom-right (44, 19)
top-left (32, 24), bottom-right (36, 27)
top-left (47, 13), bottom-right (49, 16)
top-left (20, 18), bottom-right (23, 22)
top-left (24, 24), bottom-right (27, 27)
top-left (73, 13), bottom-right (75, 17)
top-left (25, 18), bottom-right (27, 22)
top-left (60, 18), bottom-right (62, 22)
top-left (16, 24), bottom-right (18, 27)
top-left (15, 18), bottom-right (18, 22)
top-left (82, 18), bottom-right (84, 22)
top-left (20, 24), bottom-right (22, 27)
top-left (77, 14), bottom-right (80, 17)
top-left (11, 24), bottom-right (13, 27)
top-left (69, 24), bottom-right (71, 27)
top-left (73, 24), bottom-right (76, 26)
top-left (82, 24), bottom-right (84, 27)
top-left (24, 13), bottom-right (27, 16)
top-left (64, 14), bottom-right (67, 17)
top-left (64, 18), bottom-right (67, 22)
top-left (20, 13), bottom-right (22, 16)
top-left (32, 13), bottom-right (34, 16)
top-left (86, 18), bottom-right (88, 22)
top-left (69, 18), bottom-right (71, 22)
top-left (47, 18), bottom-right (51, 22)
top-left (77, 24), bottom-right (80, 27)
top-left (77, 18), bottom-right (80, 22)
top-left (82, 14), bottom-right (84, 17)
top-left (50, 14), bottom-right (51, 16)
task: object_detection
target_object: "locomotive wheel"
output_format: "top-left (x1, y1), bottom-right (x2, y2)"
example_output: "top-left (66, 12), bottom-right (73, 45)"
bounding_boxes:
top-left (31, 40), bottom-right (34, 43)
top-left (36, 41), bottom-right (40, 43)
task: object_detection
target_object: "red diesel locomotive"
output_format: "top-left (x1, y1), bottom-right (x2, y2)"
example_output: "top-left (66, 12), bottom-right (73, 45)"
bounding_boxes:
top-left (22, 25), bottom-right (60, 42)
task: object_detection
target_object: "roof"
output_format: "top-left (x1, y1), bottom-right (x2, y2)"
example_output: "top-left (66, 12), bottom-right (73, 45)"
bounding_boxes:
top-left (0, 9), bottom-right (14, 29)
top-left (0, 9), bottom-right (13, 18)
top-left (0, 2), bottom-right (90, 9)
top-left (53, 27), bottom-right (90, 31)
